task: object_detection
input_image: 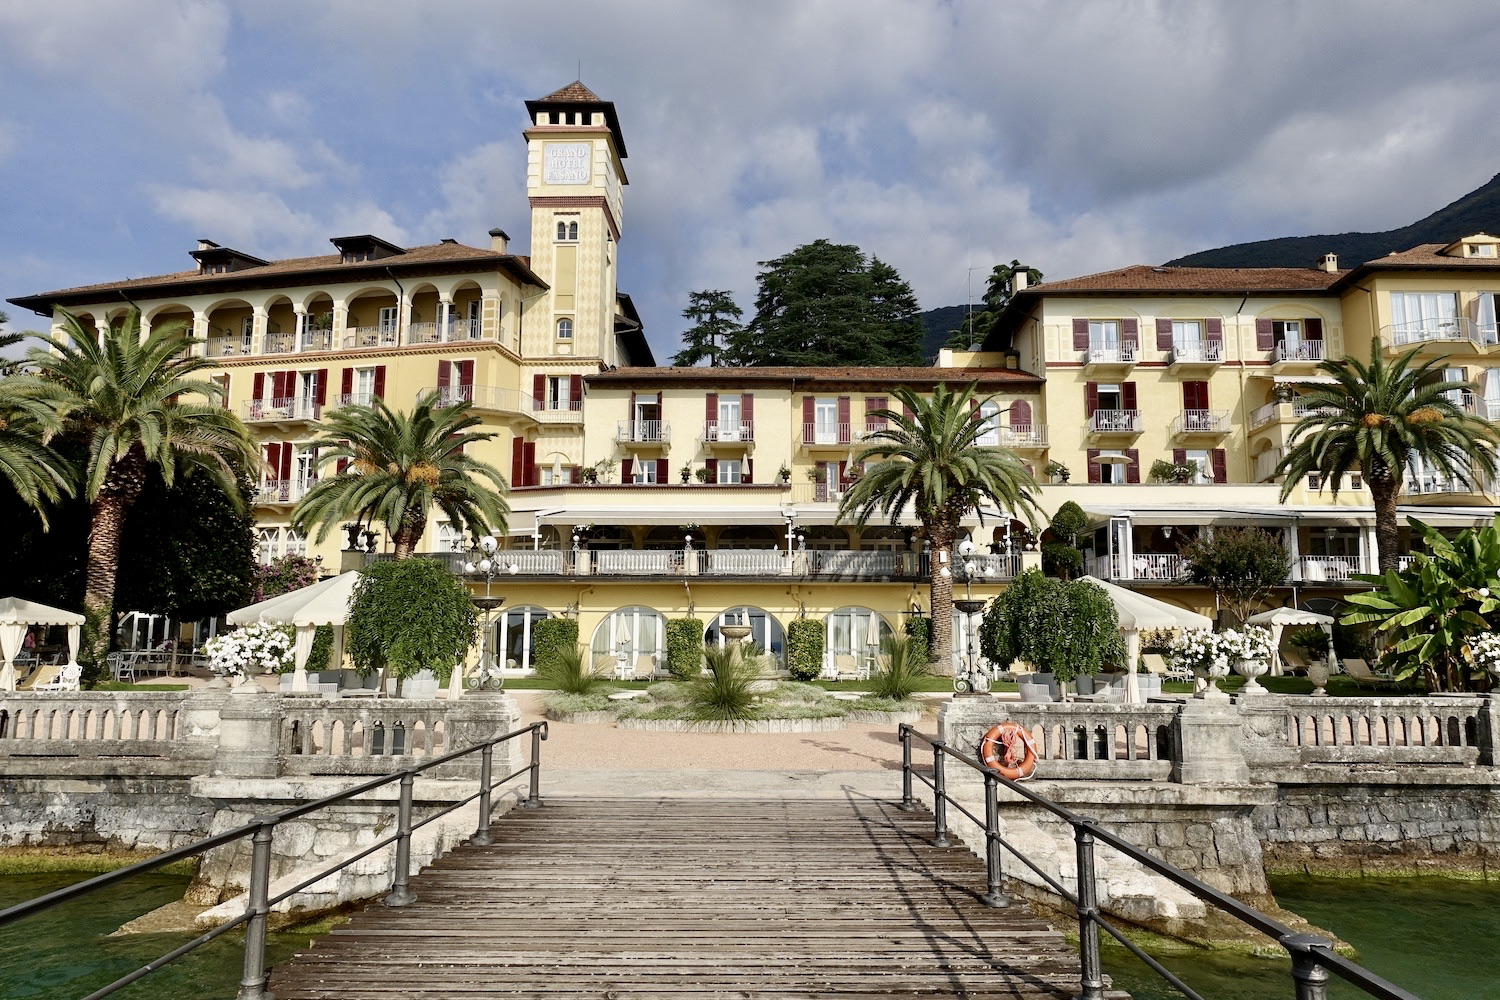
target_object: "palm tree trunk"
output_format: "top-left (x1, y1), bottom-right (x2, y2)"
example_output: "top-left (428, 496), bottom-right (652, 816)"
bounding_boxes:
top-left (392, 511), bottom-right (425, 560)
top-left (1370, 477), bottom-right (1401, 574)
top-left (927, 526), bottom-right (954, 676)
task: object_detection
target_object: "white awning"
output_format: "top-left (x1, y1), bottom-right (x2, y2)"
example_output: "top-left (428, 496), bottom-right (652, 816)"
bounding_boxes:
top-left (1271, 374), bottom-right (1337, 385)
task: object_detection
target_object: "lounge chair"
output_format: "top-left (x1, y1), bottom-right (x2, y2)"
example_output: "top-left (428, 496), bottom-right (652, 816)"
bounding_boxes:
top-left (33, 665), bottom-right (82, 692)
top-left (834, 654), bottom-right (860, 681)
top-left (17, 664), bottom-right (61, 691)
top-left (1342, 658), bottom-right (1395, 689)
top-left (633, 653), bottom-right (657, 680)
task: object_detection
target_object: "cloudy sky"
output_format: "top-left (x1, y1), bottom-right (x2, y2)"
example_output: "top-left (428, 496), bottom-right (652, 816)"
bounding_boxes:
top-left (3, 0), bottom-right (1499, 362)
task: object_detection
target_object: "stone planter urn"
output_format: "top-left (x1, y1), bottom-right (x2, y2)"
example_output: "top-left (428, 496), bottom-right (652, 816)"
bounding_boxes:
top-left (1234, 657), bottom-right (1269, 695)
top-left (1193, 661), bottom-right (1231, 701)
top-left (1306, 659), bottom-right (1330, 697)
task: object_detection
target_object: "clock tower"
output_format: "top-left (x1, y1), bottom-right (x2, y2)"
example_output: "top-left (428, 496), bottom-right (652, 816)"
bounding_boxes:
top-left (522, 81), bottom-right (628, 364)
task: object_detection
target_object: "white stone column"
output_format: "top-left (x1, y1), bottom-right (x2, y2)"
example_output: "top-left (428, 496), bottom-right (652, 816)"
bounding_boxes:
top-left (294, 308), bottom-right (307, 352)
top-left (1285, 524), bottom-right (1303, 583)
top-left (251, 307), bottom-right (268, 356)
top-left (439, 299), bottom-right (452, 342)
top-left (333, 303), bottom-right (348, 349)
top-left (192, 309), bottom-right (210, 357)
top-left (1360, 524), bottom-right (1379, 573)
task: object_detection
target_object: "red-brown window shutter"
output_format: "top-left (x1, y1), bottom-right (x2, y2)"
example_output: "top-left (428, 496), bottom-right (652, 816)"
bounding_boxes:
top-left (1121, 318), bottom-right (1139, 352)
top-left (655, 458), bottom-right (668, 483)
top-left (837, 397), bottom-right (850, 443)
top-left (1072, 318), bottom-right (1089, 350)
top-left (704, 458), bottom-right (717, 481)
top-left (741, 393), bottom-right (754, 425)
top-left (1010, 399), bottom-right (1031, 427)
top-left (1305, 318), bottom-right (1324, 341)
top-left (1211, 449), bottom-right (1227, 483)
top-left (336, 457), bottom-right (349, 475)
top-left (1125, 449), bottom-right (1140, 484)
top-left (279, 441), bottom-right (293, 480)
top-left (1172, 448), bottom-right (1187, 465)
top-left (569, 374), bottom-right (582, 405)
top-left (341, 367), bottom-right (353, 399)
top-left (1183, 381), bottom-right (1209, 410)
top-left (867, 396), bottom-right (887, 428)
top-left (373, 366), bottom-right (386, 400)
top-left (265, 442), bottom-right (281, 477)
top-left (744, 458), bottom-right (753, 484)
top-left (253, 372), bottom-right (265, 399)
top-left (1256, 318), bottom-right (1274, 351)
top-left (1205, 318), bottom-right (1223, 344)
top-left (461, 360), bottom-right (475, 387)
top-left (316, 369), bottom-right (327, 406)
top-left (1087, 448), bottom-right (1101, 484)
top-left (705, 393), bottom-right (718, 423)
top-left (532, 374), bottom-right (546, 408)
top-left (621, 458), bottom-right (634, 483)
top-left (1155, 318), bottom-right (1173, 350)
top-left (510, 438), bottom-right (523, 486)
top-left (802, 397), bottom-right (815, 431)
top-left (1122, 382), bottom-right (1138, 411)
top-left (1085, 382), bottom-right (1099, 416)
top-left (522, 442), bottom-right (536, 486)
top-left (902, 400), bottom-right (915, 422)
top-left (837, 460), bottom-right (847, 487)
top-left (216, 374), bottom-right (231, 409)
top-left (437, 360), bottom-right (451, 388)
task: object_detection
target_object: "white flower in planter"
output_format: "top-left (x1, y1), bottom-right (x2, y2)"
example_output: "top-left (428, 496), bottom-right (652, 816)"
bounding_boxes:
top-left (204, 622), bottom-right (296, 679)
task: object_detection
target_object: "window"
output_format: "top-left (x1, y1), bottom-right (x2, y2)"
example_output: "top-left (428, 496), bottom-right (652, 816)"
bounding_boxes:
top-left (823, 607), bottom-right (893, 677)
top-left (540, 466), bottom-right (575, 486)
top-left (556, 220), bottom-right (579, 241)
top-left (1469, 243), bottom-right (1497, 257)
top-left (976, 402), bottom-right (1000, 446)
top-left (1096, 383), bottom-right (1123, 409)
top-left (352, 367), bottom-right (376, 406)
top-left (546, 376), bottom-right (573, 410)
top-left (814, 398), bottom-right (839, 444)
top-left (1172, 320), bottom-right (1202, 349)
top-left (706, 606), bottom-right (784, 664)
top-left (556, 221), bottom-right (567, 241)
top-left (437, 522), bottom-right (466, 552)
top-left (633, 461), bottom-right (659, 484)
top-left (1390, 292), bottom-right (1459, 343)
top-left (257, 528), bottom-right (279, 565)
top-left (556, 318), bottom-right (573, 340)
top-left (293, 447), bottom-right (318, 494)
top-left (1273, 319), bottom-right (1303, 345)
top-left (284, 528), bottom-right (307, 558)
top-left (500, 606), bottom-right (552, 673)
top-left (378, 306), bottom-right (399, 335)
top-left (591, 606), bottom-right (665, 664)
top-left (1098, 449), bottom-right (1126, 485)
top-left (718, 397), bottom-right (742, 440)
top-left (240, 316), bottom-right (253, 354)
top-left (297, 371), bottom-right (319, 408)
top-left (717, 459), bottom-right (742, 484)
top-left (1184, 449), bottom-right (1211, 485)
top-left (1090, 320), bottom-right (1120, 351)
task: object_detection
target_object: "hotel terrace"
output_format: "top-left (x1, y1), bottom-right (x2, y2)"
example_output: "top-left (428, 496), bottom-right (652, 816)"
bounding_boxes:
top-left (12, 82), bottom-right (1500, 675)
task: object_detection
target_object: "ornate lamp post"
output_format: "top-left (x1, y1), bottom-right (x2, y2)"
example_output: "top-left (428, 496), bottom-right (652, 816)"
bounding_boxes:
top-left (462, 535), bottom-right (516, 694)
top-left (954, 537), bottom-right (988, 695)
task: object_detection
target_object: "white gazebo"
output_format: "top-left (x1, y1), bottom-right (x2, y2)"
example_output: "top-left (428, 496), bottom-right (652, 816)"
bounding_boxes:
top-left (1078, 576), bottom-right (1213, 702)
top-left (228, 574), bottom-right (360, 693)
top-left (1246, 606), bottom-right (1336, 676)
top-left (0, 598), bottom-right (85, 691)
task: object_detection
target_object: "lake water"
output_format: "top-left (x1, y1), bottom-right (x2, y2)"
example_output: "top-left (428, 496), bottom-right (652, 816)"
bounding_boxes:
top-left (1, 869), bottom-right (1495, 997)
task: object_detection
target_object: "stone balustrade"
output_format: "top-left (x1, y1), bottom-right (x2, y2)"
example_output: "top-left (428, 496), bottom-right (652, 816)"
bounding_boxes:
top-left (1240, 695), bottom-right (1489, 767)
top-left (279, 698), bottom-right (451, 775)
top-left (0, 691), bottom-right (195, 760)
top-left (941, 701), bottom-right (1180, 780)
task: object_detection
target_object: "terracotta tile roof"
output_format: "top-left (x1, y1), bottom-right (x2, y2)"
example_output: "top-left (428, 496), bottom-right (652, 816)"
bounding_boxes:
top-left (1356, 243), bottom-right (1500, 268)
top-left (9, 242), bottom-right (546, 313)
top-left (587, 365), bottom-right (1043, 390)
top-left (1018, 264), bottom-right (1344, 295)
top-left (536, 80), bottom-right (603, 103)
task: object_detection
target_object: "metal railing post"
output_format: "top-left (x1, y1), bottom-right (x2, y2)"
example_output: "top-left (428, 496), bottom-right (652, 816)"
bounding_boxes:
top-left (1074, 820), bottom-right (1105, 1000)
top-left (471, 742), bottom-right (494, 847)
top-left (982, 772), bottom-right (1009, 907)
top-left (931, 740), bottom-right (951, 847)
top-left (1282, 933), bottom-right (1333, 1000)
top-left (236, 818), bottom-right (276, 1000)
top-left (384, 771), bottom-right (417, 906)
top-left (898, 724), bottom-right (914, 811)
top-left (525, 723), bottom-right (545, 808)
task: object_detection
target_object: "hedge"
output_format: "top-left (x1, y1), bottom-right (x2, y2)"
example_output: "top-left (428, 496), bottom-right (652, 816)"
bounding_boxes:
top-left (902, 615), bottom-right (931, 664)
top-left (665, 618), bottom-right (706, 679)
top-left (531, 618), bottom-right (580, 670)
top-left (786, 618), bottom-right (826, 681)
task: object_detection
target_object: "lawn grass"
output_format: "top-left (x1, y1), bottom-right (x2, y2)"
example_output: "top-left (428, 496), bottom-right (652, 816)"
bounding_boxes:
top-left (90, 681), bottom-right (192, 692)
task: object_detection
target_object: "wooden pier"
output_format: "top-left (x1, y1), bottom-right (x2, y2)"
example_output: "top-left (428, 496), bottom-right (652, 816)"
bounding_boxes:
top-left (271, 794), bottom-right (1123, 998)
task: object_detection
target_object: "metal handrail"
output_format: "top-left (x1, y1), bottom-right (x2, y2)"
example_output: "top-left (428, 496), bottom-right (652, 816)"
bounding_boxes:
top-left (0, 719), bottom-right (549, 1000)
top-left (897, 724), bottom-right (1420, 1000)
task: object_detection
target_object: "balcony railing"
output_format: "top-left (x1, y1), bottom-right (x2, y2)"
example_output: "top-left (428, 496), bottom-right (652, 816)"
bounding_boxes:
top-left (1170, 409), bottom-right (1229, 435)
top-left (1404, 473), bottom-right (1478, 496)
top-left (341, 325), bottom-right (401, 350)
top-left (704, 549), bottom-right (785, 575)
top-left (421, 384), bottom-right (535, 414)
top-left (301, 329), bottom-right (333, 352)
top-left (702, 420), bottom-right (754, 443)
top-left (1299, 555), bottom-right (1364, 582)
top-left (336, 391), bottom-right (375, 408)
top-left (1381, 317), bottom-right (1494, 350)
top-left (263, 332), bottom-right (297, 354)
top-left (788, 483), bottom-right (851, 503)
top-left (976, 425), bottom-right (1048, 449)
top-left (255, 479), bottom-right (315, 504)
top-left (243, 396), bottom-right (321, 423)
top-left (407, 319), bottom-right (481, 345)
top-left (1170, 340), bottom-right (1222, 364)
top-left (616, 420), bottom-right (670, 444)
top-left (1274, 339), bottom-right (1325, 362)
top-left (207, 336), bottom-right (251, 358)
top-left (800, 422), bottom-right (853, 446)
top-left (1086, 409), bottom-right (1142, 434)
top-left (1085, 553), bottom-right (1189, 582)
top-left (1085, 343), bottom-right (1136, 365)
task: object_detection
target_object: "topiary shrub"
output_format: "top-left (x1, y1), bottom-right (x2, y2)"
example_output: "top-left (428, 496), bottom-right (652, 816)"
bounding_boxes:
top-left (786, 618), bottom-right (825, 681)
top-left (980, 568), bottom-right (1124, 685)
top-left (902, 615), bottom-right (931, 664)
top-left (665, 617), bottom-right (706, 679)
top-left (346, 559), bottom-right (477, 684)
top-left (531, 618), bottom-right (579, 670)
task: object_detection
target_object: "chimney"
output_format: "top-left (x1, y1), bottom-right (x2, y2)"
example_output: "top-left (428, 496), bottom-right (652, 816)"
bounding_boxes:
top-left (489, 228), bottom-right (510, 253)
top-left (1319, 252), bottom-right (1338, 273)
top-left (196, 239), bottom-right (220, 251)
top-left (1011, 266), bottom-right (1028, 292)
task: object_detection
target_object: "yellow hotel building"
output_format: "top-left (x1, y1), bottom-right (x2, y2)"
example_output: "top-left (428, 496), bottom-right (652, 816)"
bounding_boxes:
top-left (12, 82), bottom-right (1500, 675)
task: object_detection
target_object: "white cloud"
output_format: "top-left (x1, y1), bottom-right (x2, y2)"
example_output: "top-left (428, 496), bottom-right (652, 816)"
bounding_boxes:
top-left (148, 186), bottom-right (408, 257)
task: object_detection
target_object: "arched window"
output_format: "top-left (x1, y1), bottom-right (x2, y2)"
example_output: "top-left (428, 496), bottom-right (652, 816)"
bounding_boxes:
top-left (557, 318), bottom-right (573, 340)
top-left (823, 607), bottom-right (893, 676)
top-left (283, 529), bottom-right (307, 559)
top-left (706, 607), bottom-right (786, 665)
top-left (568, 221), bottom-right (578, 241)
top-left (591, 607), bottom-right (665, 673)
top-left (437, 522), bottom-right (466, 553)
top-left (257, 528), bottom-right (280, 566)
top-left (556, 221), bottom-right (567, 241)
top-left (1009, 399), bottom-right (1032, 429)
top-left (498, 605), bottom-right (552, 673)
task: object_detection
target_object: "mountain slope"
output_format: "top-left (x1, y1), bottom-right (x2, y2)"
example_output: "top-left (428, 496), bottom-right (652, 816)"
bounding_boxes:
top-left (1166, 172), bottom-right (1500, 268)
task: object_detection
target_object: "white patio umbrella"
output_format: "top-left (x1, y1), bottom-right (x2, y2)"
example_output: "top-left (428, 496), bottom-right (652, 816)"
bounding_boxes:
top-left (227, 573), bottom-right (360, 693)
top-left (1246, 607), bottom-right (1335, 676)
top-left (0, 597), bottom-right (85, 691)
top-left (1077, 577), bottom-right (1213, 703)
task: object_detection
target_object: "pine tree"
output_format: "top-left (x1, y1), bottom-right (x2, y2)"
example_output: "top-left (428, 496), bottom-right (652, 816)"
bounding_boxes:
top-left (671, 290), bottom-right (743, 366)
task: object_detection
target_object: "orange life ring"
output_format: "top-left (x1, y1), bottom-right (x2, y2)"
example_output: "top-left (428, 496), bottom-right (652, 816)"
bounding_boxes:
top-left (978, 721), bottom-right (1039, 781)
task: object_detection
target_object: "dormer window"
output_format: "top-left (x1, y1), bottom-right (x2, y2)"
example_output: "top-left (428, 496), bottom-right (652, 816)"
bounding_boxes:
top-left (342, 249), bottom-right (375, 263)
top-left (1469, 244), bottom-right (1497, 258)
top-left (329, 234), bottom-right (405, 264)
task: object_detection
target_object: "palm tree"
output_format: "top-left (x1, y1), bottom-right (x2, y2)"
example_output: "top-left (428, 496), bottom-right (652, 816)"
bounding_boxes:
top-left (0, 374), bottom-right (73, 526)
top-left (838, 382), bottom-right (1041, 672)
top-left (19, 308), bottom-right (258, 665)
top-left (1277, 336), bottom-right (1499, 573)
top-left (292, 393), bottom-right (508, 559)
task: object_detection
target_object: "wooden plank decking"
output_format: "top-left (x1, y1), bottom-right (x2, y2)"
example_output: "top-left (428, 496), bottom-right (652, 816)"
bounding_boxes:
top-left (270, 795), bottom-right (1124, 999)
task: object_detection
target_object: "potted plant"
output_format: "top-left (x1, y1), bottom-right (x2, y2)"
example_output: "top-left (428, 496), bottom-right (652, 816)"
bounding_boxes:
top-left (1226, 625), bottom-right (1273, 694)
top-left (1149, 459), bottom-right (1199, 484)
top-left (778, 464), bottom-right (791, 484)
top-left (680, 465), bottom-right (692, 484)
top-left (346, 559), bottom-right (479, 696)
top-left (1169, 628), bottom-right (1231, 700)
top-left (202, 622), bottom-right (295, 690)
top-left (1044, 460), bottom-right (1070, 484)
top-left (694, 466), bottom-right (713, 484)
